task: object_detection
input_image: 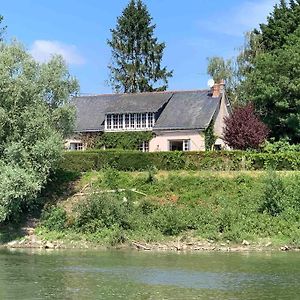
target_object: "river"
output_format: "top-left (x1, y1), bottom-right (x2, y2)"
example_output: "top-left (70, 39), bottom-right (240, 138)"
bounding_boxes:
top-left (0, 249), bottom-right (299, 299)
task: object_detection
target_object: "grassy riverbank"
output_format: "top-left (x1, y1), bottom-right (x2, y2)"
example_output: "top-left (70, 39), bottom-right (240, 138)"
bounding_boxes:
top-left (26, 169), bottom-right (300, 250)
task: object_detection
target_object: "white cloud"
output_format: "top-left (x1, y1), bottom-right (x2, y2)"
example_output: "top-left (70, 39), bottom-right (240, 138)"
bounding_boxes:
top-left (198, 0), bottom-right (279, 37)
top-left (30, 40), bottom-right (85, 65)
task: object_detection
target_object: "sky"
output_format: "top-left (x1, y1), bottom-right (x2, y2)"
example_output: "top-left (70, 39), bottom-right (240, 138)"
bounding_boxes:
top-left (1, 0), bottom-right (279, 94)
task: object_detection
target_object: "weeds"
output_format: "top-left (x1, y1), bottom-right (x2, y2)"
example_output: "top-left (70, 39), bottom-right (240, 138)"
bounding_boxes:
top-left (39, 170), bottom-right (300, 245)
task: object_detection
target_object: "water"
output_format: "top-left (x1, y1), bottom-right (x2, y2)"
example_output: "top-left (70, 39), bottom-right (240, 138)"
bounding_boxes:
top-left (0, 249), bottom-right (299, 299)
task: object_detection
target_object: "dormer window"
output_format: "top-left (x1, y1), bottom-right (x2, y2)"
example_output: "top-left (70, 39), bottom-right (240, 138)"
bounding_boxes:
top-left (105, 113), bottom-right (155, 131)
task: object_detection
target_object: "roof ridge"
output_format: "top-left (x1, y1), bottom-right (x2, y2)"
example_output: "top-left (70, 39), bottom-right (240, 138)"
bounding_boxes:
top-left (76, 89), bottom-right (209, 98)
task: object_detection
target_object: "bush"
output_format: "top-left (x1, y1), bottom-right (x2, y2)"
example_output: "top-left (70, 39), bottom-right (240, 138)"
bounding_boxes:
top-left (223, 104), bottom-right (269, 150)
top-left (263, 139), bottom-right (300, 153)
top-left (41, 206), bottom-right (67, 231)
top-left (61, 150), bottom-right (300, 172)
top-left (74, 194), bottom-right (134, 233)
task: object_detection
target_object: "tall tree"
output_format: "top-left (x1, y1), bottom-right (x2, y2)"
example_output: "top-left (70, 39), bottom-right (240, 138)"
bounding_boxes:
top-left (0, 15), bottom-right (7, 41)
top-left (0, 42), bottom-right (79, 222)
top-left (108, 0), bottom-right (172, 93)
top-left (240, 1), bottom-right (300, 142)
top-left (207, 56), bottom-right (239, 104)
top-left (242, 29), bottom-right (300, 143)
top-left (259, 0), bottom-right (300, 51)
top-left (209, 1), bottom-right (300, 142)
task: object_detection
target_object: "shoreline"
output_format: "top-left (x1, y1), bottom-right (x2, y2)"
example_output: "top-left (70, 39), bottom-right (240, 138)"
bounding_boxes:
top-left (2, 233), bottom-right (298, 253)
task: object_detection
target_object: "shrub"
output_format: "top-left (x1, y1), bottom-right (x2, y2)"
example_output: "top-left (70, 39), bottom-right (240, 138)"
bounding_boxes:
top-left (150, 205), bottom-right (189, 236)
top-left (223, 104), bottom-right (269, 150)
top-left (41, 206), bottom-right (67, 231)
top-left (74, 194), bottom-right (134, 233)
top-left (61, 150), bottom-right (300, 172)
top-left (259, 172), bottom-right (285, 216)
top-left (263, 139), bottom-right (300, 153)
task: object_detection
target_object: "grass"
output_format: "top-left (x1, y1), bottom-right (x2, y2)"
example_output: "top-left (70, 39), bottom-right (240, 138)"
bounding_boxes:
top-left (37, 169), bottom-right (300, 247)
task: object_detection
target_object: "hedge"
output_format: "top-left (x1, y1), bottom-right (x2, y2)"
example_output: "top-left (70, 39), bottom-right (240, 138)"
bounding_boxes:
top-left (60, 150), bottom-right (300, 172)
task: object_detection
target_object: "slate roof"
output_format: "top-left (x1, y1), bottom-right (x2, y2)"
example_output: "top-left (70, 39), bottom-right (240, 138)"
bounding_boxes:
top-left (154, 90), bottom-right (220, 130)
top-left (73, 95), bottom-right (119, 132)
top-left (73, 90), bottom-right (221, 132)
top-left (105, 92), bottom-right (173, 114)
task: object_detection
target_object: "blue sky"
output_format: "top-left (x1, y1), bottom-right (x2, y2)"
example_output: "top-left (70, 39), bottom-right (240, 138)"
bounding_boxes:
top-left (2, 0), bottom-right (278, 94)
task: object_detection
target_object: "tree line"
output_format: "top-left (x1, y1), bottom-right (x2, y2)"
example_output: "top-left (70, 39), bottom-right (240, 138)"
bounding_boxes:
top-left (207, 0), bottom-right (300, 145)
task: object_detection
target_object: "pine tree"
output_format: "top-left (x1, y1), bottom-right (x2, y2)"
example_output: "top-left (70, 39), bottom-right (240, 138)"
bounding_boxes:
top-left (259, 0), bottom-right (300, 51)
top-left (0, 15), bottom-right (7, 41)
top-left (108, 0), bottom-right (172, 93)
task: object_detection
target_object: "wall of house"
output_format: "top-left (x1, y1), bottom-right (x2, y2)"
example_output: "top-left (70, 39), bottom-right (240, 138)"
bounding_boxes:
top-left (149, 130), bottom-right (205, 152)
top-left (213, 93), bottom-right (231, 149)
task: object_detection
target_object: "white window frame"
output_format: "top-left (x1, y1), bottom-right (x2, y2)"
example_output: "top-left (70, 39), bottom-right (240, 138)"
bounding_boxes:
top-left (125, 114), bottom-right (130, 129)
top-left (105, 112), bottom-right (156, 131)
top-left (69, 142), bottom-right (83, 151)
top-left (169, 139), bottom-right (190, 152)
top-left (183, 140), bottom-right (190, 151)
top-left (138, 141), bottom-right (149, 152)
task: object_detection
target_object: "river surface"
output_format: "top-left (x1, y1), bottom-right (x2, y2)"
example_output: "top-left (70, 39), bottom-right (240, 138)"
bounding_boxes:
top-left (0, 249), bottom-right (299, 299)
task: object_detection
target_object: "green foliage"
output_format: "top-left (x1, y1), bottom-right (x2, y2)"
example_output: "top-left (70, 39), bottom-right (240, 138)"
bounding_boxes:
top-left (74, 194), bottom-right (134, 233)
top-left (263, 138), bottom-right (300, 153)
top-left (40, 170), bottom-right (300, 245)
top-left (61, 150), bottom-right (300, 173)
top-left (103, 167), bottom-right (121, 190)
top-left (145, 166), bottom-right (158, 184)
top-left (41, 206), bottom-right (67, 231)
top-left (242, 28), bottom-right (300, 143)
top-left (95, 131), bottom-right (152, 150)
top-left (238, 2), bottom-right (300, 143)
top-left (0, 42), bottom-right (79, 222)
top-left (208, 2), bottom-right (300, 143)
top-left (207, 56), bottom-right (238, 103)
top-left (108, 0), bottom-right (172, 92)
top-left (259, 172), bottom-right (285, 216)
top-left (259, 0), bottom-right (300, 51)
top-left (204, 122), bottom-right (217, 151)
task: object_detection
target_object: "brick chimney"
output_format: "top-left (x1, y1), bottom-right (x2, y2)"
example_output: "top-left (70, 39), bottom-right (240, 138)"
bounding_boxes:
top-left (212, 79), bottom-right (225, 98)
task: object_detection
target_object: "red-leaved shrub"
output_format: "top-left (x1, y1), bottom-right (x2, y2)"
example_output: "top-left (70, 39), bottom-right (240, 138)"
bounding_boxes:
top-left (223, 104), bottom-right (269, 150)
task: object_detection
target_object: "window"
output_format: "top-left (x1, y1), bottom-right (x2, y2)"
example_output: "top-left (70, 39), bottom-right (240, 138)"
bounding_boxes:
top-left (142, 113), bottom-right (147, 128)
top-left (136, 114), bottom-right (141, 128)
top-left (106, 115), bottom-right (112, 129)
top-left (138, 141), bottom-right (149, 152)
top-left (214, 144), bottom-right (222, 151)
top-left (69, 142), bottom-right (83, 151)
top-left (169, 140), bottom-right (190, 152)
top-left (118, 114), bottom-right (123, 129)
top-left (124, 114), bottom-right (130, 128)
top-left (183, 140), bottom-right (190, 151)
top-left (113, 115), bottom-right (119, 129)
top-left (148, 113), bottom-right (154, 128)
top-left (130, 114), bottom-right (135, 128)
top-left (105, 112), bottom-right (155, 131)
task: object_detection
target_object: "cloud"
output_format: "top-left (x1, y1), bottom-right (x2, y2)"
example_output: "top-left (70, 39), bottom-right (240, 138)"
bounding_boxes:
top-left (198, 0), bottom-right (279, 37)
top-left (30, 40), bottom-right (85, 65)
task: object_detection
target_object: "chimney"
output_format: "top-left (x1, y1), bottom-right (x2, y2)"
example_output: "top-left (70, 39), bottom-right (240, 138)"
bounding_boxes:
top-left (212, 79), bottom-right (225, 98)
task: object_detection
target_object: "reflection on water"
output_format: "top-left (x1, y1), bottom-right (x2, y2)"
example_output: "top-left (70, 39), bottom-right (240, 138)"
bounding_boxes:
top-left (0, 249), bottom-right (299, 299)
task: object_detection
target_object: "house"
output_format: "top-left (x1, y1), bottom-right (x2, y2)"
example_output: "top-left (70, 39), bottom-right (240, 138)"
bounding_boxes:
top-left (66, 81), bottom-right (231, 152)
